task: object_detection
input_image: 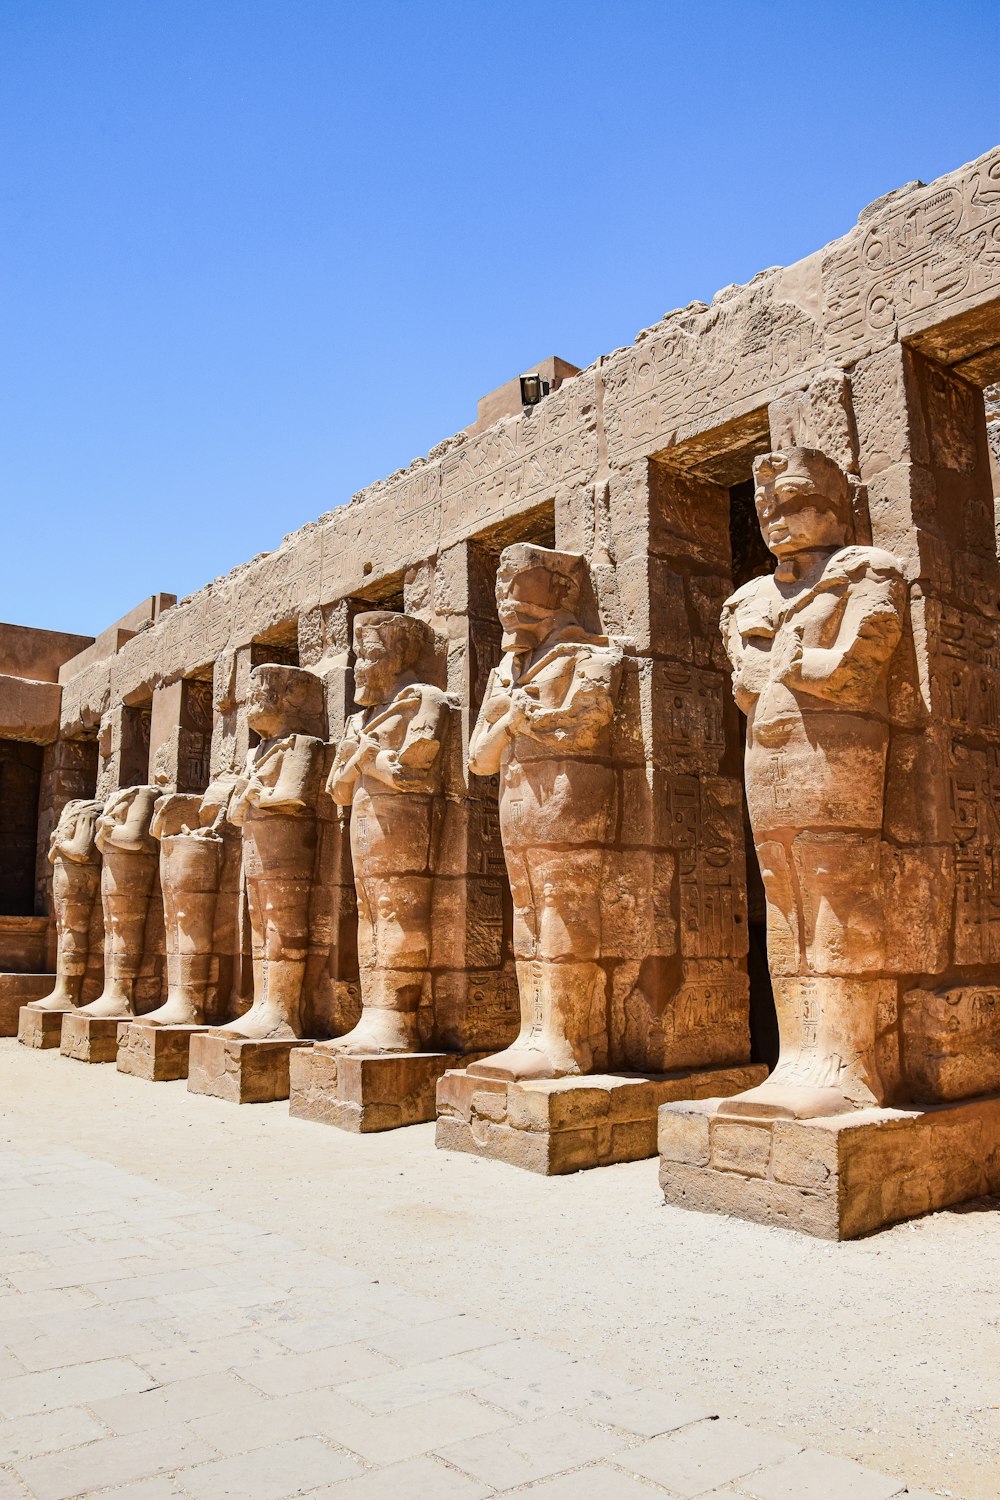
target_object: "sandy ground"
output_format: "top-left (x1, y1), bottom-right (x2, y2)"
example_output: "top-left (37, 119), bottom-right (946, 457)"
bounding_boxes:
top-left (1, 1038), bottom-right (996, 1500)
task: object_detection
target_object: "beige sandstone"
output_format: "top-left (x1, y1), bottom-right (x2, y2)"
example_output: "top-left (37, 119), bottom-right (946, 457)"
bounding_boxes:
top-left (0, 147), bottom-right (997, 1229)
top-left (18, 797), bottom-right (104, 1047)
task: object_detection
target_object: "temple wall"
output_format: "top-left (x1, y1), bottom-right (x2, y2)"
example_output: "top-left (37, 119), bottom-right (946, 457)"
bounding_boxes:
top-left (5, 147), bottom-right (999, 1061)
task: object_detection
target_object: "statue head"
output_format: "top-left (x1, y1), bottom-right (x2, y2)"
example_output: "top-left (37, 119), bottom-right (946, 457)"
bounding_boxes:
top-left (245, 663), bottom-right (325, 740)
top-left (495, 543), bottom-right (587, 651)
top-left (353, 612), bottom-right (433, 707)
top-left (752, 448), bottom-right (852, 560)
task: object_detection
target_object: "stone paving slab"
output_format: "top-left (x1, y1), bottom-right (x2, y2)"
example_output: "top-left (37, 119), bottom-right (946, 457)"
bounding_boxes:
top-left (0, 1146), bottom-right (950, 1500)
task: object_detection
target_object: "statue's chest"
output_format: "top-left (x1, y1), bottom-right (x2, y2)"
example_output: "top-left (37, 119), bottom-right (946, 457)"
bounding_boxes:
top-left (515, 654), bottom-right (575, 708)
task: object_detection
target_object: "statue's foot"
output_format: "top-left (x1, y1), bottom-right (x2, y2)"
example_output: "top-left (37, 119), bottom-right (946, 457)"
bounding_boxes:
top-left (214, 1009), bottom-right (300, 1042)
top-left (718, 1080), bottom-right (870, 1121)
top-left (466, 1040), bottom-right (583, 1082)
top-left (27, 988), bottom-right (77, 1014)
top-left (79, 992), bottom-right (135, 1021)
top-left (321, 1012), bottom-right (420, 1057)
top-left (141, 998), bottom-right (204, 1028)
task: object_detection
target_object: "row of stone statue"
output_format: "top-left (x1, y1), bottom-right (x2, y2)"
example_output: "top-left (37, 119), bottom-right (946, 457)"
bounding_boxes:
top-left (28, 448), bottom-right (911, 1121)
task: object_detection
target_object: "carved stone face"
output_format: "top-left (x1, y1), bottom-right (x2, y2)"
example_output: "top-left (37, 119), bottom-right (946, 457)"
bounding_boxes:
top-left (245, 666), bottom-right (292, 739)
top-left (496, 565), bottom-right (564, 637)
top-left (753, 449), bottom-right (850, 560)
top-left (354, 624), bottom-right (400, 707)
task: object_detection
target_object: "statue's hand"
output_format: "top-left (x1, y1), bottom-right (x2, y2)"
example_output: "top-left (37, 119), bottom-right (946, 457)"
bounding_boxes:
top-left (771, 622), bottom-right (804, 685)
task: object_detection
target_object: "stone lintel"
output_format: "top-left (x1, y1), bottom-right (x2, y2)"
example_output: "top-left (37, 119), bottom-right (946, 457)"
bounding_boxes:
top-left (17, 1006), bottom-right (67, 1049)
top-left (658, 1093), bottom-right (1000, 1240)
top-left (59, 1012), bottom-right (123, 1063)
top-left (435, 1064), bottom-right (766, 1175)
top-left (289, 1047), bottom-right (469, 1133)
top-left (187, 1032), bottom-right (311, 1103)
top-left (117, 1021), bottom-right (210, 1082)
top-left (0, 974), bottom-right (55, 1036)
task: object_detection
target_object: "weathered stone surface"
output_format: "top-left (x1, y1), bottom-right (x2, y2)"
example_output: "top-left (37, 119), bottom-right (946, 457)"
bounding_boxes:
top-left (289, 1047), bottom-right (465, 1132)
top-left (902, 986), bottom-right (1000, 1102)
top-left (17, 1005), bottom-right (66, 1048)
top-left (187, 1032), bottom-right (309, 1103)
top-left (59, 1011), bottom-right (122, 1063)
top-left (116, 1020), bottom-right (209, 1081)
top-left (438, 1064), bottom-right (766, 1175)
top-left (659, 1093), bottom-right (1000, 1239)
top-left (23, 798), bottom-right (103, 1017)
top-left (1, 975), bottom-right (56, 1037)
top-left (212, 665), bottom-right (324, 1043)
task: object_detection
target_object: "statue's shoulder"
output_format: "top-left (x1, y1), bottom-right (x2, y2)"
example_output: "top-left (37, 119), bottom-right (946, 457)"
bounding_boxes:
top-left (827, 545), bottom-right (907, 584)
top-left (410, 682), bottom-right (450, 709)
top-left (722, 573), bottom-right (776, 614)
top-left (721, 574), bottom-right (779, 639)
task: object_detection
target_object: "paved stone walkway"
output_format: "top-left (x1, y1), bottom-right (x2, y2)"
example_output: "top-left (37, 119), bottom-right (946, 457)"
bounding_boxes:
top-left (0, 1146), bottom-right (947, 1500)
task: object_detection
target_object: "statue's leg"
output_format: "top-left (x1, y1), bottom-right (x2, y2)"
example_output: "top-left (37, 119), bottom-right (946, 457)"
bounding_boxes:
top-left (470, 847), bottom-right (607, 1080)
top-left (83, 851), bottom-right (156, 1019)
top-left (31, 865), bottom-right (98, 1012)
top-left (146, 840), bottom-right (221, 1025)
top-left (328, 874), bottom-right (432, 1053)
top-left (217, 821), bottom-right (311, 1040)
top-left (722, 827), bottom-right (888, 1118)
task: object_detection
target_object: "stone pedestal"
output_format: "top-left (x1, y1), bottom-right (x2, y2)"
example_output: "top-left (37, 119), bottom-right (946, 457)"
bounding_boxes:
top-left (290, 1048), bottom-right (466, 1133)
top-left (0, 975), bottom-right (56, 1035)
top-left (117, 1021), bottom-right (209, 1082)
top-left (436, 1063), bottom-right (766, 1175)
top-left (187, 1032), bottom-right (310, 1103)
top-left (59, 1012), bottom-right (123, 1064)
top-left (658, 1093), bottom-right (1000, 1240)
top-left (17, 1007), bottom-right (67, 1049)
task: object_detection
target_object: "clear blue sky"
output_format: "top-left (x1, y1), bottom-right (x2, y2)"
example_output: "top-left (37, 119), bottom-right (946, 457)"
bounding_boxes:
top-left (1, 1), bottom-right (997, 637)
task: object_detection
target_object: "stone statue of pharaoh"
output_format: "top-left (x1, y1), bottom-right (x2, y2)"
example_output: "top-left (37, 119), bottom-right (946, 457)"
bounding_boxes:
top-left (146, 767), bottom-right (239, 1027)
top-left (326, 611), bottom-right (449, 1054)
top-left (719, 447), bottom-right (908, 1119)
top-left (27, 798), bottom-right (104, 1014)
top-left (216, 664), bottom-right (324, 1041)
top-left (82, 784), bottom-right (161, 1020)
top-left (465, 543), bottom-right (623, 1080)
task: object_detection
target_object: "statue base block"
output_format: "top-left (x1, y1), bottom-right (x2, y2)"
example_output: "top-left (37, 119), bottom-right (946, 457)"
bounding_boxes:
top-left (117, 1022), bottom-right (209, 1082)
top-left (1, 975), bottom-right (56, 1036)
top-left (187, 1033), bottom-right (310, 1103)
top-left (17, 1007), bottom-right (68, 1049)
top-left (59, 1012), bottom-right (124, 1063)
top-left (658, 1092), bottom-right (1000, 1240)
top-left (289, 1048), bottom-right (468, 1133)
top-left (435, 1063), bottom-right (766, 1175)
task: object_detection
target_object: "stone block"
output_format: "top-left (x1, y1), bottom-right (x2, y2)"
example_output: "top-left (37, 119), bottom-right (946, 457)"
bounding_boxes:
top-left (289, 1047), bottom-right (467, 1132)
top-left (902, 985), bottom-right (1000, 1101)
top-left (59, 1012), bottom-right (122, 1064)
top-left (116, 1021), bottom-right (209, 1082)
top-left (186, 1032), bottom-right (310, 1103)
top-left (0, 974), bottom-right (55, 1035)
top-left (436, 1063), bottom-right (765, 1175)
top-left (17, 1007), bottom-right (67, 1049)
top-left (659, 1092), bottom-right (1000, 1239)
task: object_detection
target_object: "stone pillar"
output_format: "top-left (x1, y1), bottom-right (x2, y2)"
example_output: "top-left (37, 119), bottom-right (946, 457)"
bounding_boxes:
top-left (298, 599), bottom-right (363, 1039)
top-left (849, 346), bottom-right (1000, 1066)
top-left (408, 542), bottom-right (517, 1053)
top-left (600, 456), bottom-right (753, 1073)
top-left (97, 701), bottom-right (151, 799)
top-left (149, 678), bottom-right (213, 793)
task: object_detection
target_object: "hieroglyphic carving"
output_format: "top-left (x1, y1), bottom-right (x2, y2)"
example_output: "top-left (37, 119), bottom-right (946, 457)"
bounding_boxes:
top-left (603, 286), bottom-right (821, 463)
top-left (824, 149), bottom-right (1000, 356)
top-left (440, 380), bottom-right (596, 546)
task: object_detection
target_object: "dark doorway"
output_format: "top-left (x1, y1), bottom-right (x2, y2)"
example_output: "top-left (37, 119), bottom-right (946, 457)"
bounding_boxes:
top-left (0, 740), bottom-right (44, 914)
